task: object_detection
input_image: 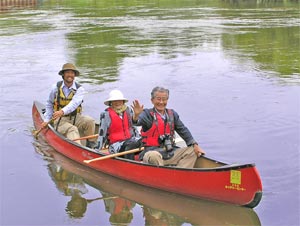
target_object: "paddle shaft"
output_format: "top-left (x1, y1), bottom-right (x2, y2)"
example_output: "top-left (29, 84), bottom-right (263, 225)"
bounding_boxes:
top-left (84, 147), bottom-right (144, 164)
top-left (83, 137), bottom-right (183, 164)
top-left (33, 118), bottom-right (54, 138)
top-left (73, 134), bottom-right (98, 142)
top-left (86, 195), bottom-right (118, 203)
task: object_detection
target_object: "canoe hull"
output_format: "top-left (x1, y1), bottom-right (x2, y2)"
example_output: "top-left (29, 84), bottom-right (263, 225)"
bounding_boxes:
top-left (32, 101), bottom-right (262, 207)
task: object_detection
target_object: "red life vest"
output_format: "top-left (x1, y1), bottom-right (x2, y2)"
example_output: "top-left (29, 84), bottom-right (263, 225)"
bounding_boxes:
top-left (141, 109), bottom-right (174, 147)
top-left (109, 198), bottom-right (134, 214)
top-left (107, 107), bottom-right (132, 144)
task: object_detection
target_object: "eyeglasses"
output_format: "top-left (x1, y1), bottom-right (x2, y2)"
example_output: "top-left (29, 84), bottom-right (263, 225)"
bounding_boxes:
top-left (154, 96), bottom-right (168, 102)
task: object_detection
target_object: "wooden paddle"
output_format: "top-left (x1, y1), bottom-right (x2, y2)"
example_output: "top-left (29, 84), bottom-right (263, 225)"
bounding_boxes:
top-left (73, 134), bottom-right (98, 142)
top-left (86, 195), bottom-right (118, 203)
top-left (84, 147), bottom-right (144, 164)
top-left (83, 137), bottom-right (184, 164)
top-left (32, 118), bottom-right (54, 139)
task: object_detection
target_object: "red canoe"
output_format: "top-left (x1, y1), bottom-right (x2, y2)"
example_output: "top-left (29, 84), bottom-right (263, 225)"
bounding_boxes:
top-left (46, 149), bottom-right (261, 225)
top-left (32, 101), bottom-right (263, 208)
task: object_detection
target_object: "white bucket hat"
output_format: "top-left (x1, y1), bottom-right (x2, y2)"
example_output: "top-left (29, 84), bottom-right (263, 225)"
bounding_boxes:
top-left (104, 90), bottom-right (128, 106)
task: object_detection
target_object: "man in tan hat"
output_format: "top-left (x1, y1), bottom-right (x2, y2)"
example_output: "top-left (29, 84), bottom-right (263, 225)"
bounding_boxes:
top-left (95, 89), bottom-right (141, 159)
top-left (42, 63), bottom-right (96, 148)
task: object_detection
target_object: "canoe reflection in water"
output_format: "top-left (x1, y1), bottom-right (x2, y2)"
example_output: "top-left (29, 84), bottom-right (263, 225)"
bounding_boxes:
top-left (48, 161), bottom-right (136, 223)
top-left (47, 157), bottom-right (187, 225)
top-left (36, 143), bottom-right (261, 226)
top-left (48, 162), bottom-right (89, 219)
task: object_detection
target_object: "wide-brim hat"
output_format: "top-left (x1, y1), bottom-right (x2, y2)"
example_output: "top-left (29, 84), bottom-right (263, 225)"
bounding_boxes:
top-left (104, 89), bottom-right (128, 106)
top-left (58, 63), bottom-right (80, 76)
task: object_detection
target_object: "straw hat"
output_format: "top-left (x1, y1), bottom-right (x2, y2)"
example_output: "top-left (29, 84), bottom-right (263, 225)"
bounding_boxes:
top-left (58, 63), bottom-right (80, 76)
top-left (104, 90), bottom-right (128, 106)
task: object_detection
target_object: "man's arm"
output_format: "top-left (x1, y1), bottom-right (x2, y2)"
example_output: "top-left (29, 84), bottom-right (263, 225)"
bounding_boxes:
top-left (134, 109), bottom-right (153, 132)
top-left (44, 84), bottom-right (57, 122)
top-left (173, 110), bottom-right (205, 156)
top-left (173, 110), bottom-right (196, 145)
top-left (131, 100), bottom-right (152, 130)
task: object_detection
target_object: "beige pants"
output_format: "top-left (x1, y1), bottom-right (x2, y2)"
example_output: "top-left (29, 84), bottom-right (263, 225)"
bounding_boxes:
top-left (143, 146), bottom-right (197, 168)
top-left (53, 114), bottom-right (96, 145)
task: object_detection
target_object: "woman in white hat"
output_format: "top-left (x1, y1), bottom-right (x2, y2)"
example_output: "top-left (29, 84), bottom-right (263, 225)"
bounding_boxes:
top-left (96, 90), bottom-right (142, 159)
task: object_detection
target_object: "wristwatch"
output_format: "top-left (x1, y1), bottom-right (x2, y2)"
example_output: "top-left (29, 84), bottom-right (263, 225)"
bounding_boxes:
top-left (189, 142), bottom-right (198, 147)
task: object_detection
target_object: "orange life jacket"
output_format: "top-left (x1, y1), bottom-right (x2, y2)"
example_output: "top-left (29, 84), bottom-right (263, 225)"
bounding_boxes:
top-left (141, 109), bottom-right (174, 147)
top-left (110, 198), bottom-right (134, 214)
top-left (107, 107), bottom-right (132, 144)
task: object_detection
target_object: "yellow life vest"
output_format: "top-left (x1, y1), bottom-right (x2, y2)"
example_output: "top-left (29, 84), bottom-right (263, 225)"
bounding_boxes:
top-left (53, 81), bottom-right (82, 116)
